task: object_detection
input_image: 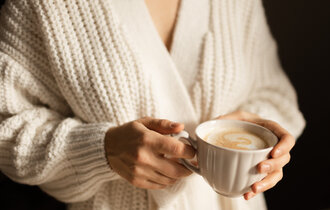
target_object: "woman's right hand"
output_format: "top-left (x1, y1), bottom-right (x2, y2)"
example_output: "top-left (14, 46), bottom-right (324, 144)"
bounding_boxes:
top-left (104, 117), bottom-right (195, 189)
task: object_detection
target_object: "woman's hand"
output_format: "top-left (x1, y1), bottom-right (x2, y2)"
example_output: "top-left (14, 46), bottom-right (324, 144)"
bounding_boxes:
top-left (104, 117), bottom-right (195, 189)
top-left (216, 111), bottom-right (295, 200)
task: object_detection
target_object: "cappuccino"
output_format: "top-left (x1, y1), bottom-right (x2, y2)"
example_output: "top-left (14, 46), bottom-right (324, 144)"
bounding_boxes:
top-left (204, 128), bottom-right (268, 150)
top-left (178, 119), bottom-right (278, 197)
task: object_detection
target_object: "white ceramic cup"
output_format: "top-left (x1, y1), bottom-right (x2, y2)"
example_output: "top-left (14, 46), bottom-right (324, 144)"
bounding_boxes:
top-left (176, 120), bottom-right (278, 197)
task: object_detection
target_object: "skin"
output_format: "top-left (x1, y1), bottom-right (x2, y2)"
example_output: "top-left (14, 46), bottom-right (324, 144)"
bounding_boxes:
top-left (105, 0), bottom-right (295, 201)
top-left (144, 0), bottom-right (181, 51)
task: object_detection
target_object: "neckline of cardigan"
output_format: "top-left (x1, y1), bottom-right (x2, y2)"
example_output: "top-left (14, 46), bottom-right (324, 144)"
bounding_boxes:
top-left (110, 0), bottom-right (200, 131)
top-left (141, 0), bottom-right (183, 55)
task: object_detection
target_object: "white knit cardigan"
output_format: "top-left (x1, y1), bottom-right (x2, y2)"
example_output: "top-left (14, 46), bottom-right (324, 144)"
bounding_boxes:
top-left (0, 0), bottom-right (305, 209)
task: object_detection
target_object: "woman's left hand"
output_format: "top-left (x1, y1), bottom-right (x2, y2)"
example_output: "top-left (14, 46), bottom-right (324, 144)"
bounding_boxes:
top-left (216, 110), bottom-right (295, 200)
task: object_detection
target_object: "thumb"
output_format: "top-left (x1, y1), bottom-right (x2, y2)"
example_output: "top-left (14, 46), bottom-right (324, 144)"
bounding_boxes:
top-left (138, 117), bottom-right (184, 134)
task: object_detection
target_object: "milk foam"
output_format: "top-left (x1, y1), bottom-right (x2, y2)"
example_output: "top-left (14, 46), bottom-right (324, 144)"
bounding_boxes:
top-left (204, 129), bottom-right (268, 150)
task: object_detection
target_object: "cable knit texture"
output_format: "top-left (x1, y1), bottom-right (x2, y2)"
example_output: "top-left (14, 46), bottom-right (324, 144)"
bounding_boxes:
top-left (0, 0), bottom-right (305, 210)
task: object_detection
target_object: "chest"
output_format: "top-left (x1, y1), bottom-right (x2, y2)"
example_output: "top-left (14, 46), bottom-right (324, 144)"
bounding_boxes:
top-left (40, 0), bottom-right (252, 126)
top-left (144, 0), bottom-right (181, 51)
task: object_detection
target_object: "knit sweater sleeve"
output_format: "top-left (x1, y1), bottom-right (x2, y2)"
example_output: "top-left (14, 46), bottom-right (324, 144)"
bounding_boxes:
top-left (0, 0), bottom-right (119, 203)
top-left (238, 0), bottom-right (305, 138)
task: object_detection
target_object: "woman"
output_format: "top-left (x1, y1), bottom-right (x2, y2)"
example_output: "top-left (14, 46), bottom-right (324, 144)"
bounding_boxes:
top-left (0, 0), bottom-right (305, 209)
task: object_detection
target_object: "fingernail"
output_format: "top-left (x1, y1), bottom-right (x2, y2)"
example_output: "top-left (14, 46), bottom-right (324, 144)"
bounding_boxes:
top-left (274, 149), bottom-right (282, 157)
top-left (170, 122), bottom-right (180, 128)
top-left (260, 164), bottom-right (270, 173)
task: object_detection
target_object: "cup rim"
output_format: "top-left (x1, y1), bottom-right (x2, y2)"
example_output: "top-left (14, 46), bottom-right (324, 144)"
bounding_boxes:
top-left (195, 119), bottom-right (278, 153)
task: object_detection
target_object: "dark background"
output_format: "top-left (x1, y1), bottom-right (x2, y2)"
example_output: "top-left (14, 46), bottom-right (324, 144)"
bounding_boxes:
top-left (262, 1), bottom-right (330, 210)
top-left (0, 0), bottom-right (329, 210)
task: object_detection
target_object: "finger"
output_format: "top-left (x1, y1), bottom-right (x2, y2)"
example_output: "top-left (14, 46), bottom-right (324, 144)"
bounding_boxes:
top-left (244, 191), bottom-right (256, 200)
top-left (144, 180), bottom-right (168, 189)
top-left (252, 169), bottom-right (283, 194)
top-left (258, 153), bottom-right (291, 173)
top-left (138, 117), bottom-right (184, 134)
top-left (246, 119), bottom-right (287, 138)
top-left (151, 135), bottom-right (195, 159)
top-left (149, 154), bottom-right (193, 179)
top-left (118, 161), bottom-right (172, 189)
top-left (245, 119), bottom-right (295, 158)
top-left (142, 167), bottom-right (178, 186)
top-left (271, 133), bottom-right (295, 158)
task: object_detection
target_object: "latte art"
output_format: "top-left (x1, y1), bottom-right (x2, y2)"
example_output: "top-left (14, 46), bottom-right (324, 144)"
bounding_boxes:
top-left (204, 129), bottom-right (268, 150)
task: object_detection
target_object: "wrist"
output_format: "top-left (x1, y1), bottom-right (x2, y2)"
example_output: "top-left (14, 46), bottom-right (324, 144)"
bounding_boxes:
top-left (104, 127), bottom-right (116, 169)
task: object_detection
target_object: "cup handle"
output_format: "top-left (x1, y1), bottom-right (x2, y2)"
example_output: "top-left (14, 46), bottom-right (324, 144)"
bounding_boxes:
top-left (171, 131), bottom-right (201, 175)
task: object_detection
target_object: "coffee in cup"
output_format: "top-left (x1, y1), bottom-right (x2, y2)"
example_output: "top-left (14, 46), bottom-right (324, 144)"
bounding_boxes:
top-left (203, 128), bottom-right (269, 150)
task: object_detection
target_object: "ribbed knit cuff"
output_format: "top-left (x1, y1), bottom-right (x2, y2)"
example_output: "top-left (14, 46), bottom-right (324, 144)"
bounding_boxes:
top-left (66, 122), bottom-right (121, 185)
